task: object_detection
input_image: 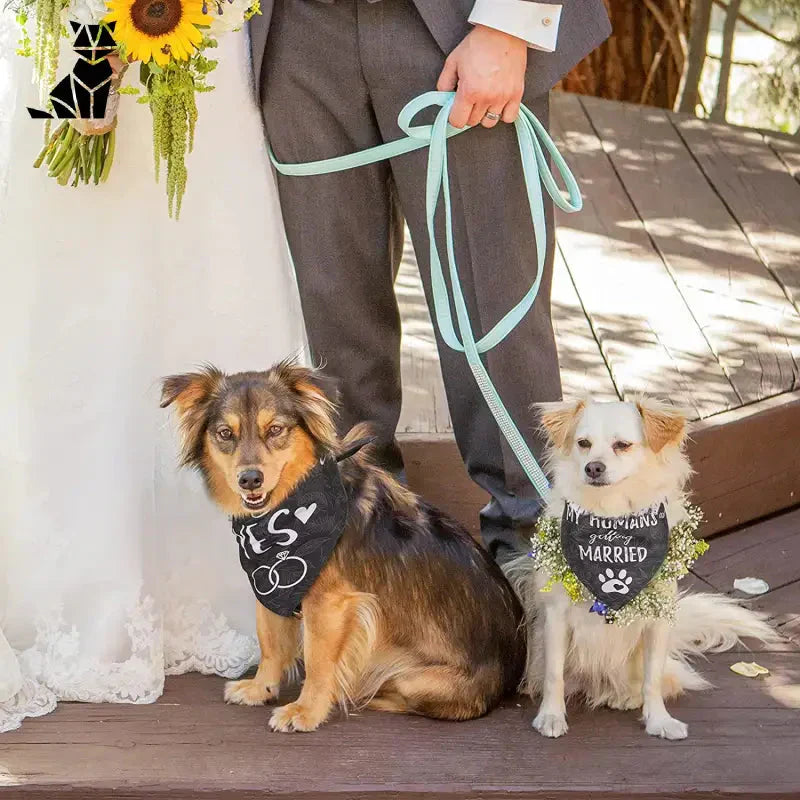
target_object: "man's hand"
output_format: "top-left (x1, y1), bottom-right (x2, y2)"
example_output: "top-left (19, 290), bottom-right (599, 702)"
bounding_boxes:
top-left (436, 24), bottom-right (528, 129)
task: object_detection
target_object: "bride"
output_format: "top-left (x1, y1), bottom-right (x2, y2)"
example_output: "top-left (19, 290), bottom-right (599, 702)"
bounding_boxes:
top-left (0, 11), bottom-right (305, 730)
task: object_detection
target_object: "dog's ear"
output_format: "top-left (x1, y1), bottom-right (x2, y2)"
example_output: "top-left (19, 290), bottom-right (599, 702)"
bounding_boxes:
top-left (160, 366), bottom-right (225, 466)
top-left (636, 399), bottom-right (687, 453)
top-left (537, 400), bottom-right (586, 452)
top-left (160, 366), bottom-right (224, 411)
top-left (273, 360), bottom-right (339, 452)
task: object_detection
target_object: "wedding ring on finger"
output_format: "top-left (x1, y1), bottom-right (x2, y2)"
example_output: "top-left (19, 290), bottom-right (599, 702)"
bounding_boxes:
top-left (483, 110), bottom-right (502, 122)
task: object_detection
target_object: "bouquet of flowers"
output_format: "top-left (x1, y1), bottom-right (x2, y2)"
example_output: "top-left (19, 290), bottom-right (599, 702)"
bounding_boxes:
top-left (9, 0), bottom-right (258, 216)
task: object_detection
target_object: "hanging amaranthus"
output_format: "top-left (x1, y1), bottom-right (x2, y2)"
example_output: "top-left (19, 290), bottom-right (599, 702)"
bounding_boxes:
top-left (139, 44), bottom-right (215, 218)
top-left (33, 0), bottom-right (67, 102)
top-left (144, 61), bottom-right (195, 218)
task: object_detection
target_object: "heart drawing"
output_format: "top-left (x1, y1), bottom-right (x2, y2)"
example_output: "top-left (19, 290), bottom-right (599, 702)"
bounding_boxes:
top-left (294, 504), bottom-right (317, 525)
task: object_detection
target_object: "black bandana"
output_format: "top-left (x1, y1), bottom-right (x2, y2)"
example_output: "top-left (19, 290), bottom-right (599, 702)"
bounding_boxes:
top-left (231, 440), bottom-right (370, 617)
top-left (560, 501), bottom-right (669, 611)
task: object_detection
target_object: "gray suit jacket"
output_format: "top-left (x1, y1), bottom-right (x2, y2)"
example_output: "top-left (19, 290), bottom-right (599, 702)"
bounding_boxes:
top-left (250, 0), bottom-right (611, 104)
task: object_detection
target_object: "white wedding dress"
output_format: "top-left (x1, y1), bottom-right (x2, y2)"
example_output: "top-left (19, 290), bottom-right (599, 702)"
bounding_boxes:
top-left (0, 18), bottom-right (305, 731)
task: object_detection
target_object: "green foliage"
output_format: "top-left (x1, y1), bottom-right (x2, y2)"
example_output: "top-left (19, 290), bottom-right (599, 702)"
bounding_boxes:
top-left (192, 46), bottom-right (219, 93)
top-left (14, 11), bottom-right (32, 57)
top-left (739, 0), bottom-right (800, 132)
top-left (745, 0), bottom-right (800, 23)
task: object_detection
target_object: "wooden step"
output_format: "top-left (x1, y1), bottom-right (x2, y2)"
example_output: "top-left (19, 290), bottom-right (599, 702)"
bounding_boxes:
top-left (3, 649), bottom-right (799, 799)
top-left (402, 391), bottom-right (800, 539)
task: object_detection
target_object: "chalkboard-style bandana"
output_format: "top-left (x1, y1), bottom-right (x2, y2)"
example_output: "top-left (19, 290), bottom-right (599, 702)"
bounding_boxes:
top-left (231, 439), bottom-right (370, 617)
top-left (560, 501), bottom-right (669, 615)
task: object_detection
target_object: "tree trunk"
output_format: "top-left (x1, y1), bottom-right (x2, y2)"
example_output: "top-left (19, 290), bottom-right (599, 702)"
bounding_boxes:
top-left (675, 0), bottom-right (713, 112)
top-left (710, 0), bottom-right (741, 121)
top-left (558, 0), bottom-right (694, 110)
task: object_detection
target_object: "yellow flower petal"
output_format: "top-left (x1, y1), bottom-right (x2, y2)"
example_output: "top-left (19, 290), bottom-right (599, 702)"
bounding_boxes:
top-left (730, 661), bottom-right (770, 678)
top-left (185, 26), bottom-right (203, 44)
top-left (170, 38), bottom-right (189, 59)
top-left (137, 40), bottom-right (152, 61)
top-left (173, 29), bottom-right (193, 53)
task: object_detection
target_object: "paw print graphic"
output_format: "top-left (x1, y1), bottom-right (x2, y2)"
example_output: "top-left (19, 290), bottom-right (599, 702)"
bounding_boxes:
top-left (599, 568), bottom-right (633, 595)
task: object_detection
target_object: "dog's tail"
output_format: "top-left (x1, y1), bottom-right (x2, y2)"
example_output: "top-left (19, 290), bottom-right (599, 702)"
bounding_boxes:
top-left (664, 593), bottom-right (778, 696)
top-left (339, 422), bottom-right (379, 464)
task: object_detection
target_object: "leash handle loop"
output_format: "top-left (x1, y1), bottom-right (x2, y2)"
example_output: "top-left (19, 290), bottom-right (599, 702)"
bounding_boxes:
top-left (270, 91), bottom-right (583, 499)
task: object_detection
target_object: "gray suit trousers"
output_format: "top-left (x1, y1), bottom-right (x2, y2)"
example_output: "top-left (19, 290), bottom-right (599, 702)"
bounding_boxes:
top-left (258, 0), bottom-right (606, 558)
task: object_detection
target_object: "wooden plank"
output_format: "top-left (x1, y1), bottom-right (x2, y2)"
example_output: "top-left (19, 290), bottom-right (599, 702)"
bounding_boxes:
top-left (753, 581), bottom-right (800, 647)
top-left (687, 392), bottom-right (800, 535)
top-left (678, 287), bottom-right (800, 398)
top-left (401, 433), bottom-right (487, 538)
top-left (672, 113), bottom-right (800, 313)
top-left (552, 245), bottom-right (619, 401)
top-left (580, 97), bottom-right (800, 404)
top-left (398, 236), bottom-right (453, 435)
top-left (693, 507), bottom-right (800, 593)
top-left (4, 653), bottom-right (800, 800)
top-left (550, 93), bottom-right (738, 420)
top-left (766, 133), bottom-right (800, 183)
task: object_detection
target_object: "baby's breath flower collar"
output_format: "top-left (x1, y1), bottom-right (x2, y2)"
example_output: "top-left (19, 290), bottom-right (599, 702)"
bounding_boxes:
top-left (529, 504), bottom-right (707, 626)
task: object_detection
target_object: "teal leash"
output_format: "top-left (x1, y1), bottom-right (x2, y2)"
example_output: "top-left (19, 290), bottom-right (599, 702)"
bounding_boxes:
top-left (271, 90), bottom-right (583, 499)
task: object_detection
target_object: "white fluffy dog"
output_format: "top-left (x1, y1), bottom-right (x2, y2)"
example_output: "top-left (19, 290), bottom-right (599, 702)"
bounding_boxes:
top-left (508, 398), bottom-right (775, 741)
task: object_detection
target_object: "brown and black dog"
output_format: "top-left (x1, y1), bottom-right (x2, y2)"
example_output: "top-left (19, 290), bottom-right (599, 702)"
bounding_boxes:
top-left (161, 360), bottom-right (525, 732)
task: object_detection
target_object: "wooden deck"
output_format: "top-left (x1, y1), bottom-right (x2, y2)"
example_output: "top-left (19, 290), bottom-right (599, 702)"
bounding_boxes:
top-left (398, 93), bottom-right (800, 536)
top-left (3, 508), bottom-right (799, 799)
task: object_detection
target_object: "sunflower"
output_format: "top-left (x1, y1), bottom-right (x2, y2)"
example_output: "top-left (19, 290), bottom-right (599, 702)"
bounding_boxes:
top-left (105, 0), bottom-right (211, 66)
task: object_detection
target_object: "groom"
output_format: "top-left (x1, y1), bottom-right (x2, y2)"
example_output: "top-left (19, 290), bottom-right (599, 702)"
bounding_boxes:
top-left (250, 0), bottom-right (610, 560)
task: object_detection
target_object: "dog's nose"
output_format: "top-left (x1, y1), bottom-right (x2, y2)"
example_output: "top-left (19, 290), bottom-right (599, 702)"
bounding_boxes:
top-left (238, 469), bottom-right (264, 491)
top-left (585, 461), bottom-right (606, 479)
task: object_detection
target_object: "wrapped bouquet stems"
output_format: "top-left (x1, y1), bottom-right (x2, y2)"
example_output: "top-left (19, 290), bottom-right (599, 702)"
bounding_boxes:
top-left (33, 61), bottom-right (126, 186)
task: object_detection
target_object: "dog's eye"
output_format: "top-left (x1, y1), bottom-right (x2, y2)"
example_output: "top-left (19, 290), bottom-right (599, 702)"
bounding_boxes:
top-left (577, 438), bottom-right (591, 449)
top-left (613, 441), bottom-right (632, 453)
top-left (268, 424), bottom-right (284, 437)
top-left (217, 427), bottom-right (233, 441)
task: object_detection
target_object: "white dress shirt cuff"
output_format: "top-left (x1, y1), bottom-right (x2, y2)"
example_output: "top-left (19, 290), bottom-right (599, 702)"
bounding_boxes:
top-left (468, 1), bottom-right (562, 52)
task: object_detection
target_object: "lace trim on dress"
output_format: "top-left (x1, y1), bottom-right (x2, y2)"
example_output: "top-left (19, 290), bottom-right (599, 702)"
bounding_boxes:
top-left (0, 595), bottom-right (257, 732)
top-left (164, 600), bottom-right (258, 678)
top-left (0, 679), bottom-right (57, 733)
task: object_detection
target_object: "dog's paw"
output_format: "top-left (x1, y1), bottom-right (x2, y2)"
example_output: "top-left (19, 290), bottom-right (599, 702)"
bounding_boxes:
top-left (532, 710), bottom-right (569, 738)
top-left (224, 678), bottom-right (278, 706)
top-left (644, 713), bottom-right (688, 740)
top-left (269, 702), bottom-right (325, 733)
